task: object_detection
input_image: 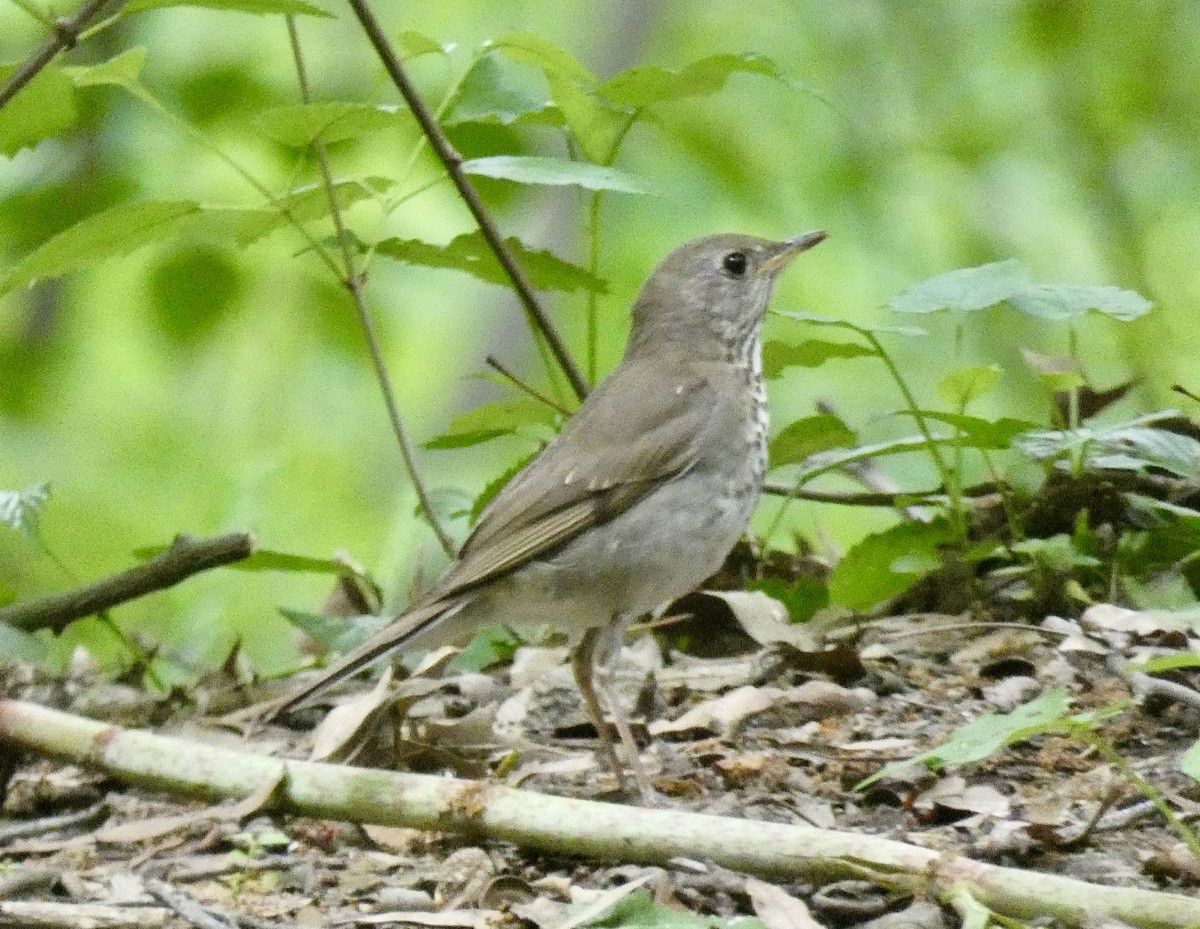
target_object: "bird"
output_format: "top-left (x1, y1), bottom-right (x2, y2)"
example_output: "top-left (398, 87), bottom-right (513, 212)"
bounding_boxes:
top-left (275, 230), bottom-right (827, 801)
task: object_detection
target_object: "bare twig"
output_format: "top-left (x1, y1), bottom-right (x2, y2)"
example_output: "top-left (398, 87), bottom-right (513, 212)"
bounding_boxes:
top-left (762, 480), bottom-right (1003, 507)
top-left (344, 0), bottom-right (589, 402)
top-left (285, 18), bottom-right (454, 558)
top-left (142, 877), bottom-right (236, 929)
top-left (486, 354), bottom-right (573, 416)
top-left (0, 900), bottom-right (169, 928)
top-left (0, 800), bottom-right (109, 844)
top-left (0, 0), bottom-right (120, 111)
top-left (0, 533), bottom-right (254, 633)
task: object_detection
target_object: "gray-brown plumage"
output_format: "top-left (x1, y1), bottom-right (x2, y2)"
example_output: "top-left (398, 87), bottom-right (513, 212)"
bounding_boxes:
top-left (276, 230), bottom-right (826, 801)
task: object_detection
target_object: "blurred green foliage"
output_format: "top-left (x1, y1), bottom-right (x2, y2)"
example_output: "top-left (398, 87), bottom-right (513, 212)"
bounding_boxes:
top-left (2, 0), bottom-right (1198, 682)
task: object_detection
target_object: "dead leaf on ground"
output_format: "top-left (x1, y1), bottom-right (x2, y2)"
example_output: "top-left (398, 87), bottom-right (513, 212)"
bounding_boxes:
top-left (746, 877), bottom-right (824, 929)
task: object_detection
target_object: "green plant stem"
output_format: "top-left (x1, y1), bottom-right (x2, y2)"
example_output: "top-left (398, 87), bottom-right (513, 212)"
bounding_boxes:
top-left (861, 328), bottom-right (967, 541)
top-left (97, 613), bottom-right (165, 690)
top-left (485, 355), bottom-right (572, 416)
top-left (582, 111), bottom-right (638, 385)
top-left (585, 191), bottom-right (602, 384)
top-left (345, 0), bottom-right (589, 401)
top-left (286, 17), bottom-right (455, 558)
top-left (123, 85), bottom-right (345, 281)
top-left (1083, 731), bottom-right (1200, 863)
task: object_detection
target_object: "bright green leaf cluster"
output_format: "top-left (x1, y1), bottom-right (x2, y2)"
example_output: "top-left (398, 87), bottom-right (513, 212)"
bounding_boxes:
top-left (890, 260), bottom-right (1151, 322)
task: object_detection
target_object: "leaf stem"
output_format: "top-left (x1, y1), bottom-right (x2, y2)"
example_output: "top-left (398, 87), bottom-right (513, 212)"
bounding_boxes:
top-left (286, 17), bottom-right (454, 557)
top-left (0, 0), bottom-right (121, 112)
top-left (485, 355), bottom-right (572, 416)
top-left (1082, 731), bottom-right (1200, 863)
top-left (860, 328), bottom-right (967, 541)
top-left (344, 0), bottom-right (589, 401)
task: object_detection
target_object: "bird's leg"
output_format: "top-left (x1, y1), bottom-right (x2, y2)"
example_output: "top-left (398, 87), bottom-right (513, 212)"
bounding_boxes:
top-left (593, 617), bottom-right (655, 805)
top-left (571, 627), bottom-right (625, 789)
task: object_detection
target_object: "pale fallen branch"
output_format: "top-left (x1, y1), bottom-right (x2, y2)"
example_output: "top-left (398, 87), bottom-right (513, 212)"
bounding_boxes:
top-left (0, 899), bottom-right (168, 929)
top-left (0, 699), bottom-right (1196, 929)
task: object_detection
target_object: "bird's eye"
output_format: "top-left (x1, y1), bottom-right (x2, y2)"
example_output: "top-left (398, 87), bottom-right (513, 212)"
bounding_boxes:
top-left (722, 251), bottom-right (748, 277)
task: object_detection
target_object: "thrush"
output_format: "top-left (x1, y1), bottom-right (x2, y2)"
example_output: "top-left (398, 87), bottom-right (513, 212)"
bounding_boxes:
top-left (276, 230), bottom-right (826, 801)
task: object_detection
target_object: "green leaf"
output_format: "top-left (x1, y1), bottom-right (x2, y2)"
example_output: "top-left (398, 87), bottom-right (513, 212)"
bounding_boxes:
top-left (65, 48), bottom-right (146, 89)
top-left (1181, 739), bottom-right (1200, 784)
top-left (1085, 427), bottom-right (1200, 479)
top-left (229, 550), bottom-right (346, 574)
top-left (600, 52), bottom-right (787, 107)
top-left (484, 35), bottom-right (631, 163)
top-left (0, 622), bottom-right (47, 663)
top-left (257, 102), bottom-right (408, 146)
top-left (828, 518), bottom-right (956, 610)
top-left (936, 364), bottom-right (1003, 409)
top-left (1016, 414), bottom-right (1200, 480)
top-left (0, 64), bottom-right (77, 155)
top-left (547, 73), bottom-right (630, 163)
top-left (1, 200), bottom-right (200, 295)
top-left (888, 260), bottom-right (1031, 314)
top-left (278, 608), bottom-right (389, 654)
top-left (792, 435), bottom-right (954, 484)
top-left (1038, 369), bottom-right (1087, 393)
top-left (0, 483), bottom-right (50, 542)
top-left (461, 155), bottom-right (650, 194)
top-left (750, 577), bottom-right (828, 625)
top-left (124, 0), bottom-right (332, 16)
top-left (397, 31), bottom-right (451, 59)
top-left (583, 890), bottom-right (766, 929)
top-left (900, 412), bottom-right (1037, 450)
top-left (445, 55), bottom-right (552, 126)
top-left (859, 690), bottom-right (1072, 788)
top-left (485, 33), bottom-right (595, 84)
top-left (374, 231), bottom-right (606, 293)
top-left (450, 624), bottom-right (520, 672)
top-left (768, 415), bottom-right (857, 467)
top-left (425, 399), bottom-right (560, 450)
top-left (1130, 653), bottom-right (1200, 674)
top-left (761, 339), bottom-right (875, 378)
top-left (1007, 283), bottom-right (1151, 322)
top-left (1012, 535), bottom-right (1101, 572)
top-left (470, 450), bottom-right (539, 523)
top-left (774, 311), bottom-right (927, 338)
top-left (195, 177), bottom-right (392, 247)
top-left (888, 262), bottom-right (1152, 322)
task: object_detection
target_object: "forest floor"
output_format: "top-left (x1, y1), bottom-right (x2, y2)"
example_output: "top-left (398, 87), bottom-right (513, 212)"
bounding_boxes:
top-left (2, 598), bottom-right (1199, 928)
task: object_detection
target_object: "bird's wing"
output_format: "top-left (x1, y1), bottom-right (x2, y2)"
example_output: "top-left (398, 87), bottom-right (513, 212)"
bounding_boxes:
top-left (270, 596), bottom-right (467, 717)
top-left (429, 358), bottom-right (716, 598)
top-left (272, 359), bottom-right (715, 717)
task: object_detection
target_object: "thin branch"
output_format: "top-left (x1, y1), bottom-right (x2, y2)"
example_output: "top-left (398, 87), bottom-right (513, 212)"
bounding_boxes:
top-left (286, 18), bottom-right (455, 557)
top-left (344, 0), bottom-right (589, 402)
top-left (486, 354), bottom-right (573, 416)
top-left (0, 0), bottom-right (119, 112)
top-left (0, 532), bottom-right (254, 633)
top-left (761, 480), bottom-right (1004, 507)
top-left (142, 877), bottom-right (238, 929)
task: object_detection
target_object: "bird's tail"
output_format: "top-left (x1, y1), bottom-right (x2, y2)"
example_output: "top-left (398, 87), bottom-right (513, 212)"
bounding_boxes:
top-left (270, 594), bottom-right (471, 719)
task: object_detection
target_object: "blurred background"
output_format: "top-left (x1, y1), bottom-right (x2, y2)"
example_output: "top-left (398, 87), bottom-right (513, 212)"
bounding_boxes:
top-left (1, 1), bottom-right (1197, 680)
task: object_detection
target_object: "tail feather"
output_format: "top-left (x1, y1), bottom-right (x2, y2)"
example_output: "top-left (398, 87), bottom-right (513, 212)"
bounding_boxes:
top-left (271, 595), bottom-right (469, 718)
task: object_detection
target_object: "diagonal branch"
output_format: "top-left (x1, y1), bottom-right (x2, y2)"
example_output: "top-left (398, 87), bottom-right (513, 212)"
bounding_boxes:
top-left (0, 532), bottom-right (255, 633)
top-left (0, 0), bottom-right (120, 112)
top-left (344, 0), bottom-right (590, 402)
top-left (286, 18), bottom-right (455, 557)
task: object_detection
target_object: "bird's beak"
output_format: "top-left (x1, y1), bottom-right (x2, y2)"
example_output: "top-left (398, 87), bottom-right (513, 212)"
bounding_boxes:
top-left (757, 230), bottom-right (828, 276)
